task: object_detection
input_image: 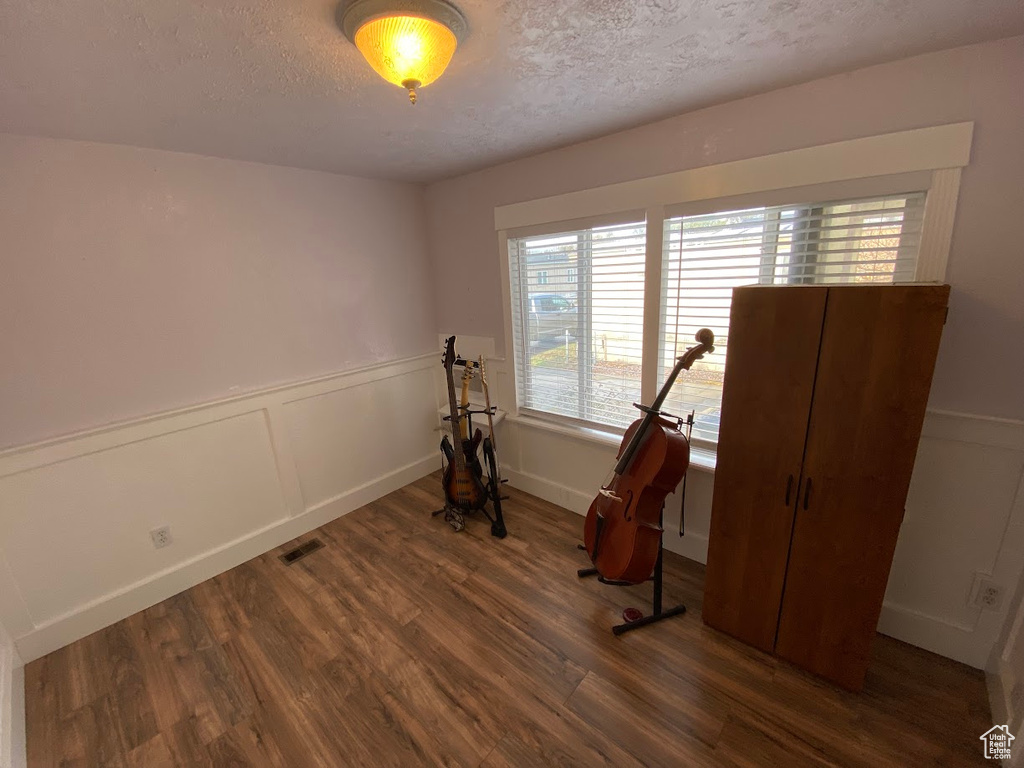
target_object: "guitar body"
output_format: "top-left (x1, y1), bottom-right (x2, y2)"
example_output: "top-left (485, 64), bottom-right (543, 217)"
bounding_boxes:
top-left (440, 431), bottom-right (488, 510)
top-left (584, 417), bottom-right (690, 583)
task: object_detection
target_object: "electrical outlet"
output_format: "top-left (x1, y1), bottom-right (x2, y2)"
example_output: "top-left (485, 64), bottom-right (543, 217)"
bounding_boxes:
top-left (150, 525), bottom-right (173, 549)
top-left (969, 573), bottom-right (1003, 611)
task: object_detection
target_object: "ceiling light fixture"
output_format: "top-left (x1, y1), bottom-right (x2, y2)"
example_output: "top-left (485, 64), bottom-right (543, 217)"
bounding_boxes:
top-left (339, 0), bottom-right (468, 105)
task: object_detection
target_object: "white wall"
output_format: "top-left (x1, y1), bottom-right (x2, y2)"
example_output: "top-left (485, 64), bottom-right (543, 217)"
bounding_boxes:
top-left (0, 354), bottom-right (440, 663)
top-left (0, 134), bottom-right (437, 450)
top-left (427, 36), bottom-right (1024, 670)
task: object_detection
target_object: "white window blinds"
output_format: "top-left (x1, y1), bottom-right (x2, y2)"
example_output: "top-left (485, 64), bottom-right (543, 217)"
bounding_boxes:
top-left (508, 220), bottom-right (646, 429)
top-left (659, 192), bottom-right (926, 444)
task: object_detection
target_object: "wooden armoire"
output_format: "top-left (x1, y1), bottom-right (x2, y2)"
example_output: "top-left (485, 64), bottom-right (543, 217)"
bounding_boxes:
top-left (702, 284), bottom-right (949, 691)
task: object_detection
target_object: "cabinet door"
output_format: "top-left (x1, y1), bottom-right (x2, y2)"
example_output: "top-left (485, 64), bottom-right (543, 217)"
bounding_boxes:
top-left (702, 286), bottom-right (828, 652)
top-left (775, 285), bottom-right (949, 690)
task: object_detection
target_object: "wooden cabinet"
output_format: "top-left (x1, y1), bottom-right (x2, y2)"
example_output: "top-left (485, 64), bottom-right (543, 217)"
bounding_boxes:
top-left (702, 284), bottom-right (949, 691)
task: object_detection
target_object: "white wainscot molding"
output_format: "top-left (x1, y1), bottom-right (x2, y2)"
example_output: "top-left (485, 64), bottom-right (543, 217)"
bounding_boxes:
top-left (880, 411), bottom-right (1024, 670)
top-left (500, 407), bottom-right (1024, 670)
top-left (0, 353), bottom-right (440, 663)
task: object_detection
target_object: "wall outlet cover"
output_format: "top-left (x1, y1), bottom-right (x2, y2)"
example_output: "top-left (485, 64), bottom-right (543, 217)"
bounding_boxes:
top-left (150, 525), bottom-right (173, 549)
top-left (969, 572), bottom-right (1003, 611)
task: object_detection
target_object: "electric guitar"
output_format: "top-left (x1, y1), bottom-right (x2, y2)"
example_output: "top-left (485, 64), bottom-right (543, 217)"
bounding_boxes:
top-left (440, 337), bottom-right (488, 510)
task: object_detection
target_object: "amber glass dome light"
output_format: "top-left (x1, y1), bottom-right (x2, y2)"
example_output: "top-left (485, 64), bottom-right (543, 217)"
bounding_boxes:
top-left (340, 0), bottom-right (468, 104)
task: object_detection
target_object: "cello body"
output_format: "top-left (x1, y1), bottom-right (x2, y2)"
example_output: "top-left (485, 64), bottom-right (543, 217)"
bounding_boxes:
top-left (582, 328), bottom-right (714, 585)
top-left (583, 417), bottom-right (690, 583)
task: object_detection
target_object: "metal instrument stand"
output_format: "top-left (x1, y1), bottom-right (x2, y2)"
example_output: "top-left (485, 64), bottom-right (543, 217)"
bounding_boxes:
top-left (577, 504), bottom-right (686, 635)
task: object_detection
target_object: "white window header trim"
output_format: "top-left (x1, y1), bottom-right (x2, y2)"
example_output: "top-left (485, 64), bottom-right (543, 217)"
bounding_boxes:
top-left (493, 122), bottom-right (973, 232)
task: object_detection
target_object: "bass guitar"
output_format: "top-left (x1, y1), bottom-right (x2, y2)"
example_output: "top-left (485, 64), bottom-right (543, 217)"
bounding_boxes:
top-left (583, 329), bottom-right (714, 584)
top-left (440, 336), bottom-right (488, 510)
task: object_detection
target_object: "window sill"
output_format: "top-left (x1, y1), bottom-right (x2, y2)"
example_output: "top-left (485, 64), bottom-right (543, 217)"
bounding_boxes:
top-left (506, 413), bottom-right (717, 473)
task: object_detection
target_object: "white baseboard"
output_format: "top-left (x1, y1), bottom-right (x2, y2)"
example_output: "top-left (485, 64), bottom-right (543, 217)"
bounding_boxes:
top-left (503, 467), bottom-right (711, 564)
top-left (988, 664), bottom-right (1012, 726)
top-left (504, 468), bottom-right (593, 516)
top-left (13, 454), bottom-right (436, 663)
top-left (877, 601), bottom-right (985, 668)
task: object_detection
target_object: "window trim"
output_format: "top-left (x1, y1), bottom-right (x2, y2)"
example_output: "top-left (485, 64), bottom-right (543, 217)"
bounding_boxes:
top-left (498, 124), bottom-right (970, 434)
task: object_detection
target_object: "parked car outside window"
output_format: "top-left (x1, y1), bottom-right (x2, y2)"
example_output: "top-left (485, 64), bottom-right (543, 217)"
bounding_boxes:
top-left (528, 293), bottom-right (577, 341)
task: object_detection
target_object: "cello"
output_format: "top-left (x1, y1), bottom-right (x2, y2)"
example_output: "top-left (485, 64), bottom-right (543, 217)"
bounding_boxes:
top-left (583, 329), bottom-right (714, 584)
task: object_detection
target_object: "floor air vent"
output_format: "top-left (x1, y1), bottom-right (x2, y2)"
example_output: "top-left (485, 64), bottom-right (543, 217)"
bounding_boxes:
top-left (279, 538), bottom-right (324, 565)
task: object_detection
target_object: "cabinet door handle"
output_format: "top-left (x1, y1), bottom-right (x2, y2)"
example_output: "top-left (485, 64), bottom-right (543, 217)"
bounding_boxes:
top-left (784, 475), bottom-right (794, 506)
top-left (803, 478), bottom-right (812, 510)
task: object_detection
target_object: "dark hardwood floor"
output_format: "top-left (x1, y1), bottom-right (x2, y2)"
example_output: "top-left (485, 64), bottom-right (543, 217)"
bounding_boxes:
top-left (25, 474), bottom-right (992, 766)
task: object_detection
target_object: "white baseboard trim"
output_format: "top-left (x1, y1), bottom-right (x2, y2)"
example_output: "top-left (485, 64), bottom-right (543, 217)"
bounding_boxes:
top-left (503, 468), bottom-right (711, 564)
top-left (987, 662), bottom-right (1012, 726)
top-left (13, 453), bottom-right (437, 663)
top-left (876, 600), bottom-right (985, 668)
top-left (504, 468), bottom-right (593, 516)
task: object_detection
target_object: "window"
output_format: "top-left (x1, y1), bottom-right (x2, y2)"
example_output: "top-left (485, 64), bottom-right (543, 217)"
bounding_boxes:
top-left (659, 193), bottom-right (925, 443)
top-left (508, 220), bottom-right (646, 429)
top-left (507, 192), bottom-right (927, 443)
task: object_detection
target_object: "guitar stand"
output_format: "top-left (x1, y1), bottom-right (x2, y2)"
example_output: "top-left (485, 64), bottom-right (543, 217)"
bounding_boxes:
top-left (577, 505), bottom-right (686, 636)
top-left (437, 399), bottom-right (508, 539)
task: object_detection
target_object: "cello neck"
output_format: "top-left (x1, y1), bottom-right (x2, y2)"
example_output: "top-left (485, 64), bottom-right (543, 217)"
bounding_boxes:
top-left (612, 329), bottom-right (715, 476)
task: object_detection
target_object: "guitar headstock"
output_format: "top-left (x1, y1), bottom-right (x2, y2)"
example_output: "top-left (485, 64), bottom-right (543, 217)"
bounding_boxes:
top-left (442, 336), bottom-right (457, 371)
top-left (677, 328), bottom-right (715, 371)
top-left (478, 356), bottom-right (487, 386)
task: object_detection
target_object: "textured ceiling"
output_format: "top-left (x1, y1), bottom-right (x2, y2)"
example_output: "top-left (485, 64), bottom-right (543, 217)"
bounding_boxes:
top-left (1, 0), bottom-right (1021, 182)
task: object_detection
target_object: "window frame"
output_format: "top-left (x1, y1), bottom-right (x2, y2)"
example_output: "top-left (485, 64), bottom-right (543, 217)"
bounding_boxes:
top-left (497, 124), bottom-right (970, 447)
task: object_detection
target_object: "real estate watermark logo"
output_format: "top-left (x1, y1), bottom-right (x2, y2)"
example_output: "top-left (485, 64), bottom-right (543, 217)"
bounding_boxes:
top-left (980, 725), bottom-right (1014, 760)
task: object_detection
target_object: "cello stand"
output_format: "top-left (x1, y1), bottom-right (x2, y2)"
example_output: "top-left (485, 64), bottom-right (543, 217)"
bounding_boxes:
top-left (576, 505), bottom-right (686, 636)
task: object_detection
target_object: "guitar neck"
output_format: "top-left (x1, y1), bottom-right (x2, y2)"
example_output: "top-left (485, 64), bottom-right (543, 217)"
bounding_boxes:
top-left (445, 366), bottom-right (466, 470)
top-left (460, 374), bottom-right (471, 440)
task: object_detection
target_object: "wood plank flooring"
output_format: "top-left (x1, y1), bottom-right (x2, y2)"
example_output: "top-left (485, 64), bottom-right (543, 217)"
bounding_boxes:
top-left (25, 474), bottom-right (992, 766)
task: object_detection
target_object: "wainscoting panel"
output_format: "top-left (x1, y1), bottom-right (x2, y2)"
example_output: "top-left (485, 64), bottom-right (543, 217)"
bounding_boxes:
top-left (879, 411), bottom-right (1024, 669)
top-left (0, 352), bottom-right (439, 663)
top-left (284, 367), bottom-right (438, 514)
top-left (0, 411), bottom-right (286, 625)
